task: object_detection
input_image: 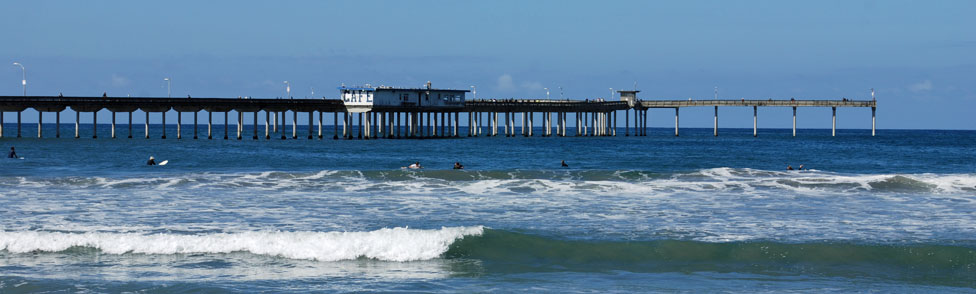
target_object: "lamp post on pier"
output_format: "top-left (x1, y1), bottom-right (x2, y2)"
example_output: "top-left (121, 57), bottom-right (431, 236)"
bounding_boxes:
top-left (12, 62), bottom-right (25, 96)
top-left (470, 85), bottom-right (476, 100)
top-left (283, 81), bottom-right (291, 98)
top-left (163, 78), bottom-right (171, 98)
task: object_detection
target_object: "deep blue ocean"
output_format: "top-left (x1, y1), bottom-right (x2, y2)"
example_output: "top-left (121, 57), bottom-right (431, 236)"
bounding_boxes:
top-left (1, 122), bottom-right (975, 293)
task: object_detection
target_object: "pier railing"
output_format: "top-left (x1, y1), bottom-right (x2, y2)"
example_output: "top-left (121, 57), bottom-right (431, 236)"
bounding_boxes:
top-left (638, 99), bottom-right (876, 108)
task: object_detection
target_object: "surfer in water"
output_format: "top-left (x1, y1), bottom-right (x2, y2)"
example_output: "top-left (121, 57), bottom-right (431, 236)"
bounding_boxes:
top-left (407, 162), bottom-right (422, 169)
top-left (453, 162), bottom-right (464, 170)
top-left (787, 165), bottom-right (794, 170)
top-left (561, 160), bottom-right (569, 167)
top-left (147, 156), bottom-right (157, 166)
top-left (8, 147), bottom-right (17, 158)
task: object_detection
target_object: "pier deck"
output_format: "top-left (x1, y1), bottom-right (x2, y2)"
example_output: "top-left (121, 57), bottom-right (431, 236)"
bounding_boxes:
top-left (0, 96), bottom-right (876, 139)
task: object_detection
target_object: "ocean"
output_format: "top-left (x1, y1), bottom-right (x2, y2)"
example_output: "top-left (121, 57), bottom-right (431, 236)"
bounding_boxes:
top-left (1, 123), bottom-right (974, 293)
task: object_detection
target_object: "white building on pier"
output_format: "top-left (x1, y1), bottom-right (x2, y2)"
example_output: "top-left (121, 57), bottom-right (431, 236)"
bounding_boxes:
top-left (339, 82), bottom-right (468, 111)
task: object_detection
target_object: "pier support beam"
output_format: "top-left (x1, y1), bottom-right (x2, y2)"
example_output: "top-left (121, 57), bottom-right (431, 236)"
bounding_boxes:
top-left (192, 112), bottom-right (197, 139)
top-left (75, 111), bottom-right (80, 138)
top-left (562, 112), bottom-right (567, 136)
top-left (612, 112), bottom-right (617, 136)
top-left (92, 111), bottom-right (97, 139)
top-left (237, 112), bottom-right (243, 140)
top-left (111, 112), bottom-right (116, 139)
top-left (576, 112), bottom-right (581, 136)
top-left (207, 112), bottom-right (212, 139)
top-left (714, 106), bottom-right (718, 137)
top-left (56, 112), bottom-right (60, 138)
top-left (292, 111), bottom-right (297, 139)
top-left (453, 112), bottom-right (459, 137)
top-left (224, 112), bottom-right (229, 140)
top-left (872, 107), bottom-right (876, 136)
top-left (358, 112), bottom-right (363, 139)
top-left (0, 112), bottom-right (3, 138)
top-left (643, 110), bottom-right (648, 136)
top-left (625, 109), bottom-right (629, 136)
top-left (674, 108), bottom-right (679, 137)
top-left (17, 111), bottom-right (22, 138)
top-left (128, 112), bottom-right (133, 138)
top-left (159, 112), bottom-right (164, 139)
top-left (176, 112), bottom-right (182, 139)
top-left (317, 111), bottom-right (322, 139)
top-left (281, 111), bottom-right (287, 140)
top-left (265, 111), bottom-right (271, 140)
top-left (342, 112), bottom-right (348, 139)
top-left (37, 112), bottom-right (42, 138)
top-left (792, 107), bottom-right (797, 137)
top-left (333, 111), bottom-right (339, 140)
top-left (251, 111), bottom-right (258, 140)
top-left (832, 107), bottom-right (836, 137)
top-left (144, 112), bottom-right (150, 139)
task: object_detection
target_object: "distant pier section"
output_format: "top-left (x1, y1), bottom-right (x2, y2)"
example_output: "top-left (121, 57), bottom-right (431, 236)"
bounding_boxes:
top-left (0, 86), bottom-right (876, 140)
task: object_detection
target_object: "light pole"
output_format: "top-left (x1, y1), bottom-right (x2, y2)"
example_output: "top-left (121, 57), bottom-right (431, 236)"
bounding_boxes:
top-left (470, 85), bottom-right (476, 100)
top-left (283, 81), bottom-right (290, 98)
top-left (609, 88), bottom-right (613, 100)
top-left (164, 78), bottom-right (171, 98)
top-left (544, 87), bottom-right (550, 100)
top-left (559, 86), bottom-right (564, 100)
top-left (714, 86), bottom-right (718, 99)
top-left (12, 62), bottom-right (25, 96)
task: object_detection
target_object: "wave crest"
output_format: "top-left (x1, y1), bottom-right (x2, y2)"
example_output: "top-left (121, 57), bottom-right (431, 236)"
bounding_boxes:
top-left (0, 226), bottom-right (484, 262)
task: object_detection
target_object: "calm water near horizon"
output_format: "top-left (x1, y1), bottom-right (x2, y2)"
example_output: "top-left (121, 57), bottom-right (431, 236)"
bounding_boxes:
top-left (1, 124), bottom-right (974, 292)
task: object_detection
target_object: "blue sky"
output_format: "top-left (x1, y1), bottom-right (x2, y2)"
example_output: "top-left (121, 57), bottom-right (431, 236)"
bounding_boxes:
top-left (1, 0), bottom-right (974, 129)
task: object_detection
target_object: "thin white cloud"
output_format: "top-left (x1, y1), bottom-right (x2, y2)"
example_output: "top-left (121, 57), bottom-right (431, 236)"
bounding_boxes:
top-left (111, 74), bottom-right (130, 87)
top-left (496, 74), bottom-right (515, 91)
top-left (496, 73), bottom-right (544, 94)
top-left (909, 80), bottom-right (933, 92)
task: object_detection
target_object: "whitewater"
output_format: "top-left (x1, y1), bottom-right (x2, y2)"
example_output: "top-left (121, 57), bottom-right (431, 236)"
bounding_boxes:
top-left (1, 126), bottom-right (974, 292)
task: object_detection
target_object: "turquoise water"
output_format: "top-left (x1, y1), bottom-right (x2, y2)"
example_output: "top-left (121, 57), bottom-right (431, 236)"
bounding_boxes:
top-left (1, 123), bottom-right (975, 292)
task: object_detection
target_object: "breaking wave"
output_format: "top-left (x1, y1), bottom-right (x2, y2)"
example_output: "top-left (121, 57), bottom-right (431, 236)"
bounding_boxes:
top-left (1, 168), bottom-right (973, 196)
top-left (0, 226), bottom-right (483, 262)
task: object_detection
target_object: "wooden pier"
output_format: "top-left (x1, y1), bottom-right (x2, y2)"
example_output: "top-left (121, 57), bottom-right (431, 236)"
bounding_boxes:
top-left (0, 96), bottom-right (876, 140)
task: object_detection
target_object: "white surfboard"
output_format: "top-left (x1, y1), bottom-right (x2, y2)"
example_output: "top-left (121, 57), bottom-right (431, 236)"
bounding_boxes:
top-left (159, 160), bottom-right (168, 166)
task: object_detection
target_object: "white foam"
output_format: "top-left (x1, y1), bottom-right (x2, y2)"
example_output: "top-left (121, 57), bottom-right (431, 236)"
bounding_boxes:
top-left (0, 226), bottom-right (484, 262)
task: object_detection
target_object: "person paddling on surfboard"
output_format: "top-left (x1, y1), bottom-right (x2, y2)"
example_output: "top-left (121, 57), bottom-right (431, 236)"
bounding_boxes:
top-left (407, 162), bottom-right (422, 169)
top-left (147, 156), bottom-right (157, 166)
top-left (7, 147), bottom-right (17, 159)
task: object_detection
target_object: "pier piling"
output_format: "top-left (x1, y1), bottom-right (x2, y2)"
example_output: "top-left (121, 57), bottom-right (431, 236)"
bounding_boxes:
top-left (128, 112), bottom-right (133, 138)
top-left (832, 107), bottom-right (836, 137)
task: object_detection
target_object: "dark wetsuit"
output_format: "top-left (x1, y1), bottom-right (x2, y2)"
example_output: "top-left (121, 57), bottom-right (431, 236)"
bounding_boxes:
top-left (8, 150), bottom-right (17, 158)
top-left (147, 159), bottom-right (156, 165)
